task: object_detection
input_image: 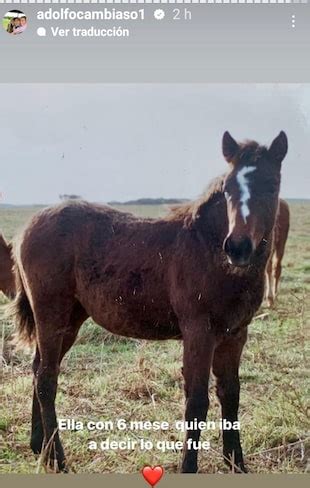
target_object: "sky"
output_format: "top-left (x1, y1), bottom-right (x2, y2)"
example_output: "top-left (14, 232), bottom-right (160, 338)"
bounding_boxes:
top-left (1, 84), bottom-right (309, 205)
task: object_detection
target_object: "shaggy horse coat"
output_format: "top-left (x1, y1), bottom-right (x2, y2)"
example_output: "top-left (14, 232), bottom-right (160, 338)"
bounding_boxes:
top-left (0, 233), bottom-right (15, 298)
top-left (10, 131), bottom-right (288, 473)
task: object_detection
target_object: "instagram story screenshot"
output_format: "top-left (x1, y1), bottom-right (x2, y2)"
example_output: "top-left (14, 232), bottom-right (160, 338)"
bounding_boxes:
top-left (0, 1), bottom-right (309, 488)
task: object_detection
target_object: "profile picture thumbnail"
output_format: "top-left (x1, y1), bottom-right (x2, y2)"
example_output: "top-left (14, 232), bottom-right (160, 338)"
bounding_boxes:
top-left (3, 10), bottom-right (28, 36)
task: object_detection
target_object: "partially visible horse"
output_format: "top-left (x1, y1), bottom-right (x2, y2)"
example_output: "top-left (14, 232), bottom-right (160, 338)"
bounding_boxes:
top-left (10, 131), bottom-right (288, 473)
top-left (265, 199), bottom-right (290, 307)
top-left (0, 233), bottom-right (15, 299)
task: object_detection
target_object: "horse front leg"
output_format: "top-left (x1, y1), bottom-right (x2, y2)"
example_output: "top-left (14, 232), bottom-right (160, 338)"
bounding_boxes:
top-left (180, 319), bottom-right (216, 473)
top-left (212, 328), bottom-right (248, 473)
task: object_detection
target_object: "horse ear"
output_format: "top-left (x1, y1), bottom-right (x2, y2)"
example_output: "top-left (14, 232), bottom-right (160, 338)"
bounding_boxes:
top-left (222, 131), bottom-right (239, 163)
top-left (268, 131), bottom-right (288, 166)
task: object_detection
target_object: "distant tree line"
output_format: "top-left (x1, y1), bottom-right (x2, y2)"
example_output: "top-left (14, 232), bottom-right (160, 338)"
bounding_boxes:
top-left (59, 194), bottom-right (82, 201)
top-left (58, 196), bottom-right (190, 205)
top-left (108, 198), bottom-right (190, 206)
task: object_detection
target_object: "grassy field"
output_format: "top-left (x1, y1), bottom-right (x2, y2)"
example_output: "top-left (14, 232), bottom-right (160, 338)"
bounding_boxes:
top-left (2, 18), bottom-right (10, 31)
top-left (0, 202), bottom-right (309, 474)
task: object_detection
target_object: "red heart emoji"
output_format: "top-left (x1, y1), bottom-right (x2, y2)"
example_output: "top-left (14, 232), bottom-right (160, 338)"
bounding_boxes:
top-left (142, 466), bottom-right (164, 487)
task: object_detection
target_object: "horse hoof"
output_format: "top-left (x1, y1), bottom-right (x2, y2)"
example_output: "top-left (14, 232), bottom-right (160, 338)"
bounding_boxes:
top-left (181, 462), bottom-right (198, 473)
top-left (45, 458), bottom-right (68, 474)
top-left (30, 438), bottom-right (43, 455)
top-left (224, 450), bottom-right (247, 473)
top-left (59, 463), bottom-right (69, 473)
top-left (235, 462), bottom-right (248, 474)
top-left (54, 454), bottom-right (68, 473)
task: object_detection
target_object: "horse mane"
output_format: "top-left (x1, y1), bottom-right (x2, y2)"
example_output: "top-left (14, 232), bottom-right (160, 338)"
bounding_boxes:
top-left (165, 175), bottom-right (225, 228)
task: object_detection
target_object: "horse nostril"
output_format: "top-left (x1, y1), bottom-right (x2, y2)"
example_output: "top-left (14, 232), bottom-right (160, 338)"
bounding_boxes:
top-left (224, 236), bottom-right (253, 263)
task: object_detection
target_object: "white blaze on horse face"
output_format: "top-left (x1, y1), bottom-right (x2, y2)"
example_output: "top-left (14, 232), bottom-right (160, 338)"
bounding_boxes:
top-left (236, 166), bottom-right (256, 223)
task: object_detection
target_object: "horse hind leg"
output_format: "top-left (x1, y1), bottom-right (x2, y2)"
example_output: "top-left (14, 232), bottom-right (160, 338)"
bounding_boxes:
top-left (32, 300), bottom-right (86, 472)
top-left (59, 303), bottom-right (87, 363)
top-left (264, 258), bottom-right (274, 307)
top-left (264, 270), bottom-right (270, 305)
top-left (30, 302), bottom-right (87, 463)
top-left (30, 347), bottom-right (44, 455)
top-left (265, 255), bottom-right (277, 308)
top-left (274, 252), bottom-right (283, 297)
top-left (268, 253), bottom-right (283, 306)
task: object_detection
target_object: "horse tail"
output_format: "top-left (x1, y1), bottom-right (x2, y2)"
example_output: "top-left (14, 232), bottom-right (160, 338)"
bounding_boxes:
top-left (7, 254), bottom-right (36, 349)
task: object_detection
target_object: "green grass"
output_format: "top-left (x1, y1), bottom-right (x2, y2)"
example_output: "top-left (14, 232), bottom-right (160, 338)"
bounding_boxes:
top-left (2, 19), bottom-right (10, 31)
top-left (0, 202), bottom-right (309, 474)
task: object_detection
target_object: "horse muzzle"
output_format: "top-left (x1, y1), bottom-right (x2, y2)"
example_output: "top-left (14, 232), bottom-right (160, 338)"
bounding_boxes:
top-left (223, 235), bottom-right (254, 267)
